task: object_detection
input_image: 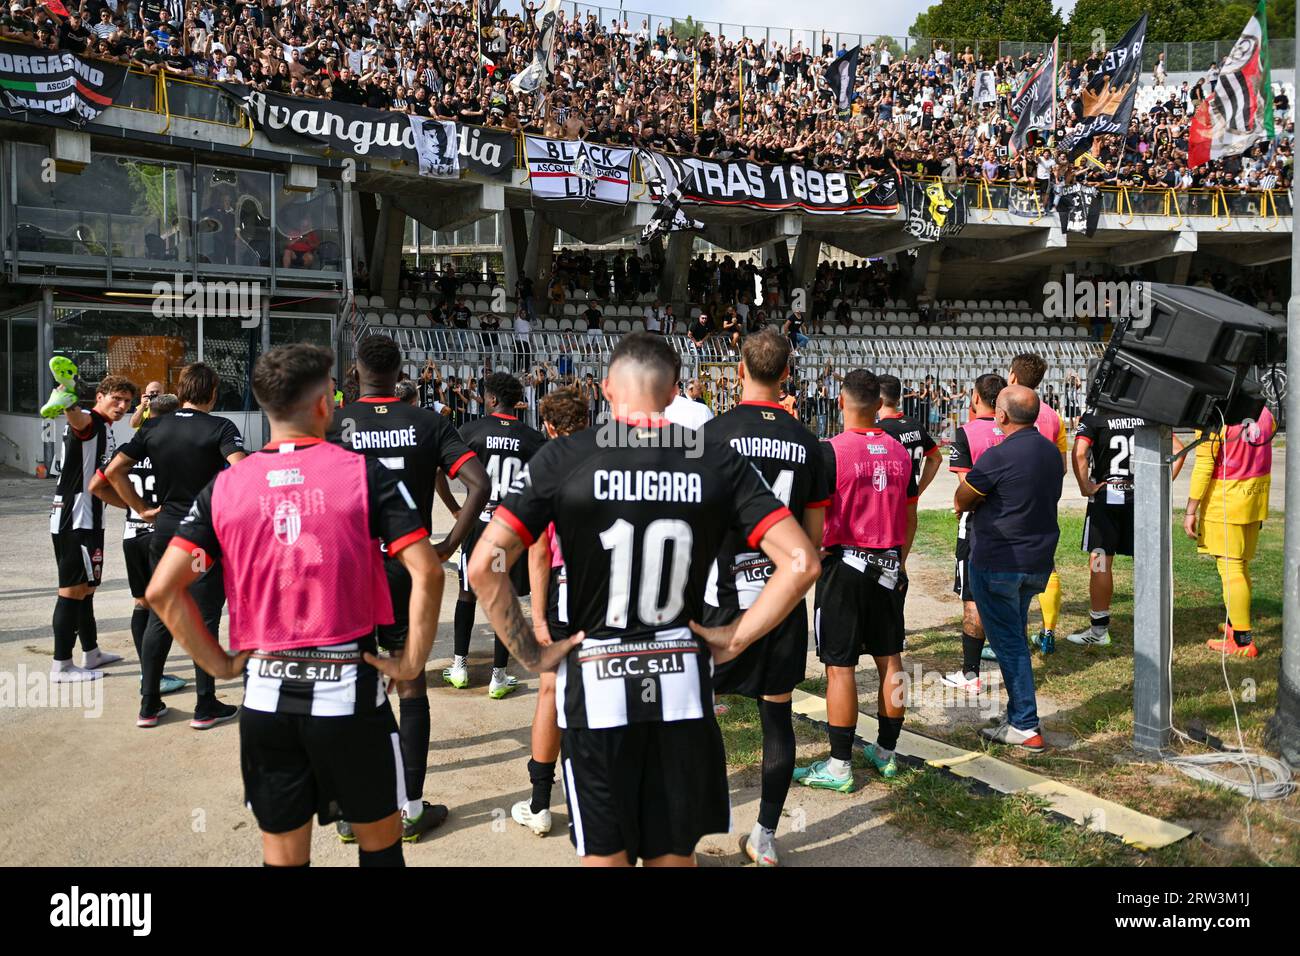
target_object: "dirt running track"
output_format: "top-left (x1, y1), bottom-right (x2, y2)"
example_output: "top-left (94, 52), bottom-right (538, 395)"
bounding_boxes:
top-left (0, 472), bottom-right (966, 867)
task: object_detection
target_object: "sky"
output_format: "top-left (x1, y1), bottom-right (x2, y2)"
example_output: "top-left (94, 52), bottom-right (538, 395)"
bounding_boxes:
top-left (518, 1), bottom-right (1081, 40)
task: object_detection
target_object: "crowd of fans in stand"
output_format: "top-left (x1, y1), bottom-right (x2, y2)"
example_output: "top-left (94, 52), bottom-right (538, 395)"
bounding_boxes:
top-left (3, 0), bottom-right (1293, 195)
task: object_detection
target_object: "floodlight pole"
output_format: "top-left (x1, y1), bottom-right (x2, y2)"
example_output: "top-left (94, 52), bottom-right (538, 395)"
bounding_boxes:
top-left (1132, 423), bottom-right (1173, 756)
top-left (1268, 9), bottom-right (1300, 769)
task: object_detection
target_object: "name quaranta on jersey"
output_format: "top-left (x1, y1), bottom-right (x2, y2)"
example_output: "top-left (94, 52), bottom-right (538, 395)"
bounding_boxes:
top-left (728, 436), bottom-right (807, 463)
top-left (594, 469), bottom-right (703, 503)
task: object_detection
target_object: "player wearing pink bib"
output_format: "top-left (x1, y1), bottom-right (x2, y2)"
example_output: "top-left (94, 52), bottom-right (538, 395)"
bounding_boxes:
top-left (794, 369), bottom-right (918, 791)
top-left (146, 344), bottom-right (446, 868)
top-left (943, 373), bottom-right (1006, 689)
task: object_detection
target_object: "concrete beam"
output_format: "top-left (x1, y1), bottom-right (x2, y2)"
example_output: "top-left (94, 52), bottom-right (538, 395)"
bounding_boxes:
top-left (501, 209), bottom-right (529, 290)
top-left (395, 183), bottom-right (505, 234)
top-left (537, 203), bottom-right (651, 245)
top-left (50, 128), bottom-right (90, 174)
top-left (1109, 230), bottom-right (1197, 267)
top-left (791, 234), bottom-right (821, 302)
top-left (1211, 237), bottom-right (1292, 267)
top-left (658, 231), bottom-right (693, 310)
top-left (524, 216), bottom-right (556, 290)
top-left (819, 227), bottom-right (925, 259)
top-left (698, 214), bottom-right (801, 253)
top-left (370, 195), bottom-right (407, 305)
top-left (977, 227), bottom-right (1067, 263)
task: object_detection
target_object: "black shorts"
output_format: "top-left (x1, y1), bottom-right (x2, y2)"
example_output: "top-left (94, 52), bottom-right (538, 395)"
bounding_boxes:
top-left (460, 518), bottom-right (530, 597)
top-left (239, 700), bottom-right (404, 834)
top-left (953, 530), bottom-right (973, 602)
top-left (52, 530), bottom-right (104, 588)
top-left (546, 570), bottom-right (570, 642)
top-left (710, 610), bottom-right (807, 698)
top-left (123, 533), bottom-right (154, 599)
top-left (561, 718), bottom-right (730, 862)
top-left (377, 556), bottom-right (410, 651)
top-left (1082, 501), bottom-right (1134, 557)
top-left (814, 549), bottom-right (907, 665)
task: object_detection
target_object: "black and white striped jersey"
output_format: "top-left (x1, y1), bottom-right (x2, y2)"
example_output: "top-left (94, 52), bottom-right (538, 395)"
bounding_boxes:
top-left (700, 400), bottom-right (830, 622)
top-left (1075, 408), bottom-right (1145, 507)
top-left (242, 634), bottom-right (386, 717)
top-left (497, 421), bottom-right (790, 729)
top-left (459, 412), bottom-right (547, 523)
top-left (50, 409), bottom-right (115, 535)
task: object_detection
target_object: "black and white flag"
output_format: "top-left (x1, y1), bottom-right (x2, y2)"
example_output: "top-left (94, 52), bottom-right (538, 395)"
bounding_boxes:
top-left (973, 70), bottom-right (997, 105)
top-left (1058, 182), bottom-right (1102, 236)
top-left (511, 0), bottom-right (562, 95)
top-left (1010, 37), bottom-right (1057, 153)
top-left (407, 117), bottom-right (460, 178)
top-left (638, 152), bottom-right (703, 243)
top-left (824, 45), bottom-right (860, 114)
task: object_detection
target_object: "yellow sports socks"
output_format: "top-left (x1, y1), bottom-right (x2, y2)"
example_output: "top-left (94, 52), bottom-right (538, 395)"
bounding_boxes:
top-left (1215, 557), bottom-right (1252, 633)
top-left (1038, 571), bottom-right (1061, 632)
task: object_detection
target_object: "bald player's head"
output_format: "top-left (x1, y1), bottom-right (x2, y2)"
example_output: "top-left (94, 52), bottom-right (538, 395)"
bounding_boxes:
top-left (997, 384), bottom-right (1040, 425)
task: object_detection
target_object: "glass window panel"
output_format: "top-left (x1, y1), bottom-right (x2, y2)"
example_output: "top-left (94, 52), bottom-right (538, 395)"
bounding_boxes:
top-left (274, 176), bottom-right (342, 272)
top-left (201, 316), bottom-right (259, 411)
top-left (11, 319), bottom-right (37, 414)
top-left (13, 145), bottom-right (188, 263)
top-left (52, 307), bottom-right (198, 399)
top-left (0, 318), bottom-right (9, 413)
top-left (195, 165), bottom-right (272, 268)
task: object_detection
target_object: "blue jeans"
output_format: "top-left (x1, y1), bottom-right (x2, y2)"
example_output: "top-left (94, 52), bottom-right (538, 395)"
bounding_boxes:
top-left (968, 566), bottom-right (1049, 732)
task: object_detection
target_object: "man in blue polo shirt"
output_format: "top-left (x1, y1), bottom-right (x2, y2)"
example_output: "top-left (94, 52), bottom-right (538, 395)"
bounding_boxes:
top-left (954, 384), bottom-right (1063, 752)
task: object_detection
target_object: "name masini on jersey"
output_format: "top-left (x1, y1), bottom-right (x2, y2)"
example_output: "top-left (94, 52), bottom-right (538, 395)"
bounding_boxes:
top-left (594, 469), bottom-right (703, 502)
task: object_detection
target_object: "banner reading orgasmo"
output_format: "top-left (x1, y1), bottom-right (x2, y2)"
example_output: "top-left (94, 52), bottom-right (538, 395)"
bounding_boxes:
top-left (525, 136), bottom-right (633, 204)
top-left (645, 151), bottom-right (898, 216)
top-left (0, 43), bottom-right (128, 126)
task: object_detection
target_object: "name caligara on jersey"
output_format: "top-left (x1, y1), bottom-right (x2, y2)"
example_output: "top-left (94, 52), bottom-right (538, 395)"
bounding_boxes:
top-left (727, 436), bottom-right (808, 464)
top-left (593, 469), bottom-right (703, 503)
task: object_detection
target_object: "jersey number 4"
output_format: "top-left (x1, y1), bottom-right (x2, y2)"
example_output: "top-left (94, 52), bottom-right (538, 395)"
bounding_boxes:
top-left (600, 518), bottom-right (693, 629)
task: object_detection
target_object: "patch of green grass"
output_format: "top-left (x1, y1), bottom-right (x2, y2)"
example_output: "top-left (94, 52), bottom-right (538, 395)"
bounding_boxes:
top-left (898, 507), bottom-right (1300, 865)
top-left (885, 768), bottom-right (1144, 866)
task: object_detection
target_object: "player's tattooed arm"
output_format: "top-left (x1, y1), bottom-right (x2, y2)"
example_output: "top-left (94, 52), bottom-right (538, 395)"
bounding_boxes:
top-left (469, 519), bottom-right (580, 671)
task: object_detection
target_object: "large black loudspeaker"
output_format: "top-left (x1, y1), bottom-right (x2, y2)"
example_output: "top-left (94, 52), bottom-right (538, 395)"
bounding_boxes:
top-left (1088, 283), bottom-right (1285, 429)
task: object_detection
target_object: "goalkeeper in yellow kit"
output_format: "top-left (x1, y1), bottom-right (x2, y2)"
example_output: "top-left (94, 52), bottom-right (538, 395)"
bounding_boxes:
top-left (1183, 406), bottom-right (1276, 658)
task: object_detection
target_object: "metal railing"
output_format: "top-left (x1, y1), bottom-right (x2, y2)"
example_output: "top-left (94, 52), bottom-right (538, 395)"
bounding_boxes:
top-left (966, 178), bottom-right (1293, 222)
top-left (351, 323), bottom-right (1103, 439)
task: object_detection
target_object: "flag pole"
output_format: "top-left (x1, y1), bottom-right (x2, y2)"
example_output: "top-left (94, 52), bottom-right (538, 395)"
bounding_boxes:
top-left (739, 55), bottom-right (744, 131)
top-left (694, 56), bottom-right (700, 135)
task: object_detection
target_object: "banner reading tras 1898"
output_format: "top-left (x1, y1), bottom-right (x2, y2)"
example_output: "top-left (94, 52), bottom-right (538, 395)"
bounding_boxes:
top-left (645, 150), bottom-right (899, 216)
top-left (0, 43), bottom-right (128, 126)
